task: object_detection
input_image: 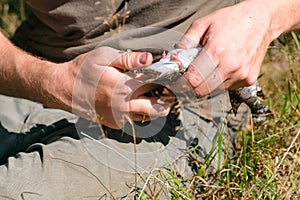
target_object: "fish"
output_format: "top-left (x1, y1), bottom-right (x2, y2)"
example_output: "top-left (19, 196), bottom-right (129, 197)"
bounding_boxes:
top-left (129, 48), bottom-right (200, 83)
top-left (129, 48), bottom-right (270, 123)
top-left (228, 81), bottom-right (270, 123)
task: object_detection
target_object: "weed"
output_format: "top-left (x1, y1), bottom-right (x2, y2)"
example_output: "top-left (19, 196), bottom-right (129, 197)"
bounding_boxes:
top-left (1, 1), bottom-right (300, 199)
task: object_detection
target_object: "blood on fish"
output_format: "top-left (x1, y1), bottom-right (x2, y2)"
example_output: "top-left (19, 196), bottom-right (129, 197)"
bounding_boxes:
top-left (170, 53), bottom-right (184, 69)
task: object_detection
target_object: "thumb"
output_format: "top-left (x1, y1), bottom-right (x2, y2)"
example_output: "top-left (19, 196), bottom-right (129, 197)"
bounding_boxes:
top-left (176, 18), bottom-right (209, 49)
top-left (111, 51), bottom-right (153, 70)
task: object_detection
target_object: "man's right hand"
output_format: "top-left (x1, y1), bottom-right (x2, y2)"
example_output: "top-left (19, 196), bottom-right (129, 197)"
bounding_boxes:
top-left (49, 47), bottom-right (174, 129)
top-left (0, 32), bottom-right (173, 129)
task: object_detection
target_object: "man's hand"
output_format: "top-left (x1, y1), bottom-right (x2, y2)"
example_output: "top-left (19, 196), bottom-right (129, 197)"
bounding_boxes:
top-left (54, 47), bottom-right (174, 129)
top-left (177, 0), bottom-right (300, 97)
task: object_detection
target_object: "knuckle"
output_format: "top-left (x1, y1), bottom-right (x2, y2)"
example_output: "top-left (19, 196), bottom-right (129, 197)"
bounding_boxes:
top-left (99, 46), bottom-right (113, 53)
top-left (185, 67), bottom-right (202, 88)
top-left (226, 58), bottom-right (240, 72)
top-left (188, 76), bottom-right (202, 88)
top-left (122, 55), bottom-right (130, 68)
top-left (244, 76), bottom-right (257, 86)
top-left (191, 19), bottom-right (202, 28)
top-left (195, 90), bottom-right (202, 97)
top-left (237, 69), bottom-right (249, 81)
top-left (214, 46), bottom-right (226, 57)
top-left (194, 87), bottom-right (206, 97)
top-left (159, 109), bottom-right (169, 116)
top-left (120, 54), bottom-right (130, 69)
top-left (122, 52), bottom-right (137, 70)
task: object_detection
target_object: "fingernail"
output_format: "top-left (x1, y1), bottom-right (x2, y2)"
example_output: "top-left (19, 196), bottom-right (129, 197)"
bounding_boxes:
top-left (139, 53), bottom-right (148, 65)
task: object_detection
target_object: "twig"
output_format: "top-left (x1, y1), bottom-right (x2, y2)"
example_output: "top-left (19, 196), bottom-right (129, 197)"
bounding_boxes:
top-left (276, 129), bottom-right (300, 170)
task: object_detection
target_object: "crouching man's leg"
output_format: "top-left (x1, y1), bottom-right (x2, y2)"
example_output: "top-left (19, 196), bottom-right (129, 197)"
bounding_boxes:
top-left (0, 89), bottom-right (249, 199)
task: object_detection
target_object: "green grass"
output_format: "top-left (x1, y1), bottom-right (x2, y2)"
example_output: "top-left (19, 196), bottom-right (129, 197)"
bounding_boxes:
top-left (1, 1), bottom-right (300, 199)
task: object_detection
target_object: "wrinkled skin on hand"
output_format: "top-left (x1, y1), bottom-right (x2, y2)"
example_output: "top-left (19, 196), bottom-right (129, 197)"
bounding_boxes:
top-left (56, 47), bottom-right (173, 129)
top-left (177, 0), bottom-right (281, 97)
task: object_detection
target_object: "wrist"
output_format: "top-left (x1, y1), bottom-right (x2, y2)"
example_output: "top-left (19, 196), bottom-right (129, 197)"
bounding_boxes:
top-left (15, 52), bottom-right (73, 113)
top-left (244, 0), bottom-right (300, 38)
top-left (37, 61), bottom-right (74, 113)
top-left (15, 54), bottom-right (59, 105)
top-left (0, 33), bottom-right (74, 113)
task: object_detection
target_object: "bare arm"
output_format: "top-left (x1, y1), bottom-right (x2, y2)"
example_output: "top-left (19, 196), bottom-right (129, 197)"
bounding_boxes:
top-left (0, 32), bottom-right (58, 104)
top-left (0, 32), bottom-right (172, 129)
top-left (270, 0), bottom-right (300, 32)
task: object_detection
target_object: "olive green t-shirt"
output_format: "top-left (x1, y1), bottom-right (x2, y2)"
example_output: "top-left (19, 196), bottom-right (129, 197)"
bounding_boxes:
top-left (13, 0), bottom-right (236, 62)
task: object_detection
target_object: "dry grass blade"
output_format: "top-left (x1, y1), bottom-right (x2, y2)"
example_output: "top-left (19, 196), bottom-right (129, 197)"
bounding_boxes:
top-left (1, 1), bottom-right (300, 199)
top-left (276, 129), bottom-right (300, 170)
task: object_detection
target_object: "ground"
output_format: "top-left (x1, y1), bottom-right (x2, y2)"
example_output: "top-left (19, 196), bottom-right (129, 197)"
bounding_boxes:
top-left (1, 1), bottom-right (300, 199)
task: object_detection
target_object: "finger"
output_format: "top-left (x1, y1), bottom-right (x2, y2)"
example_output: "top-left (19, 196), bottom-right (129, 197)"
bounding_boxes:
top-left (129, 97), bottom-right (173, 117)
top-left (129, 113), bottom-right (151, 122)
top-left (176, 18), bottom-right (209, 49)
top-left (131, 84), bottom-right (176, 102)
top-left (192, 66), bottom-right (225, 97)
top-left (111, 51), bottom-right (153, 70)
top-left (182, 49), bottom-right (217, 96)
top-left (224, 67), bottom-right (259, 90)
top-left (130, 83), bottom-right (160, 98)
top-left (222, 52), bottom-right (264, 90)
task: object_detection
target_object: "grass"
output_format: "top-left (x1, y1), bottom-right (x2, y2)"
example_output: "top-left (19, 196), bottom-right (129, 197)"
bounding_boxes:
top-left (0, 0), bottom-right (26, 37)
top-left (1, 1), bottom-right (300, 199)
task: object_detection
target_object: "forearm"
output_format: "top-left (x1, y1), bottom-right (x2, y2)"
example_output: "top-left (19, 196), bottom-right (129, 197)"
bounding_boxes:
top-left (269, 0), bottom-right (300, 32)
top-left (0, 32), bottom-right (69, 110)
top-left (245, 0), bottom-right (300, 37)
